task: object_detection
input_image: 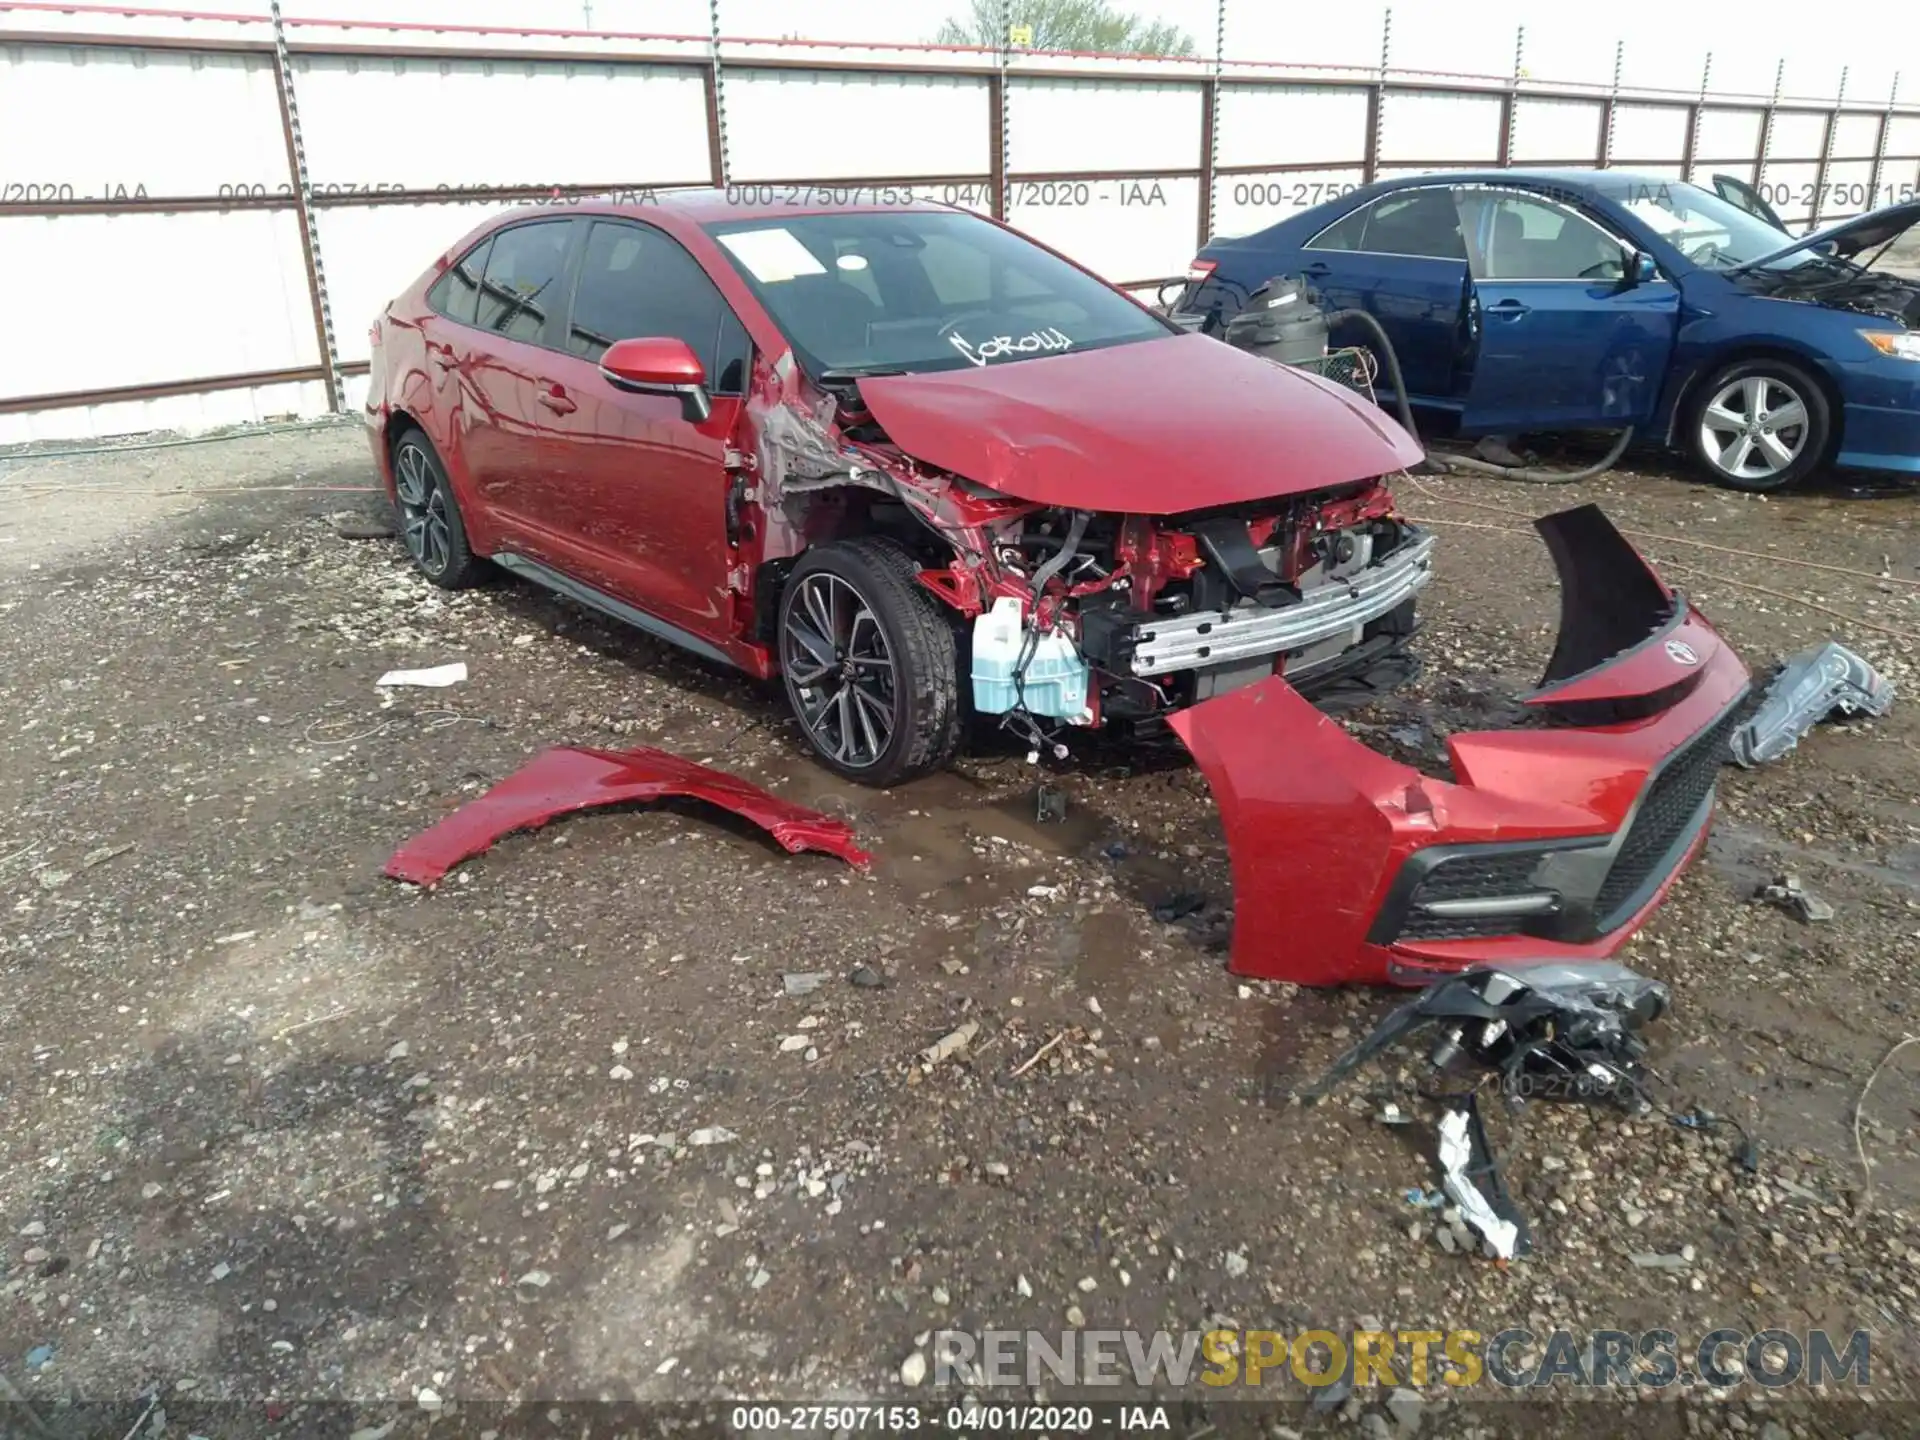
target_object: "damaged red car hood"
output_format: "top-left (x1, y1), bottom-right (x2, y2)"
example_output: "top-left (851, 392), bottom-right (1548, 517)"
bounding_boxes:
top-left (855, 332), bottom-right (1423, 514)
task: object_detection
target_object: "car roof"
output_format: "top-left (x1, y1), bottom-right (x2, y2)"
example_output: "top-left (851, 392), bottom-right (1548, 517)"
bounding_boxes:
top-left (488, 187), bottom-right (955, 228)
top-left (1354, 168), bottom-right (1684, 198)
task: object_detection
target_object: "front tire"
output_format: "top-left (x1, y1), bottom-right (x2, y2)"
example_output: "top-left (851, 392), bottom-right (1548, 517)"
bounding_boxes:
top-left (391, 429), bottom-right (487, 589)
top-left (777, 537), bottom-right (963, 786)
top-left (1686, 358), bottom-right (1830, 492)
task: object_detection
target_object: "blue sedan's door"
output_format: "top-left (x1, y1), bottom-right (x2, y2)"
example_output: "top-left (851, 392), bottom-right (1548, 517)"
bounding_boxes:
top-left (1295, 185), bottom-right (1471, 407)
top-left (1454, 186), bottom-right (1681, 434)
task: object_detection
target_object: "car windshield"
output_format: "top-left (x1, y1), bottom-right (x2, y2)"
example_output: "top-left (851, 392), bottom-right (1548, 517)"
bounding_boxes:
top-left (1618, 182), bottom-right (1806, 270)
top-left (703, 209), bottom-right (1171, 377)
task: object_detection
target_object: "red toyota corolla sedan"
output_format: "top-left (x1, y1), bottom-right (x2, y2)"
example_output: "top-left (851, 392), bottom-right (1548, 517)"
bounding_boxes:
top-left (366, 192), bottom-right (1748, 987)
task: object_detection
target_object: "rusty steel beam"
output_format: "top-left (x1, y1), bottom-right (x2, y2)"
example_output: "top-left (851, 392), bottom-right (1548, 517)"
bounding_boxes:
top-left (269, 15), bottom-right (339, 415)
top-left (1197, 76), bottom-right (1217, 249)
top-left (0, 192), bottom-right (293, 218)
top-left (1810, 70), bottom-right (1848, 229)
top-left (1005, 165), bottom-right (1201, 184)
top-left (0, 366), bottom-right (328, 416)
top-left (987, 71), bottom-right (1006, 220)
top-left (1362, 88), bottom-right (1382, 184)
top-left (701, 67), bottom-right (725, 187)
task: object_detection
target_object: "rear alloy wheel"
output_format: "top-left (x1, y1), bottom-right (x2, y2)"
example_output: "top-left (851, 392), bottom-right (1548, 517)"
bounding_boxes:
top-left (778, 537), bottom-right (962, 786)
top-left (1688, 359), bottom-right (1829, 492)
top-left (391, 431), bottom-right (485, 588)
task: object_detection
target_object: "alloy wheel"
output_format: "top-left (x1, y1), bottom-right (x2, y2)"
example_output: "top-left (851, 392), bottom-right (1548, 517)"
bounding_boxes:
top-left (782, 572), bottom-right (898, 771)
top-left (393, 442), bottom-right (452, 578)
top-left (1698, 375), bottom-right (1809, 484)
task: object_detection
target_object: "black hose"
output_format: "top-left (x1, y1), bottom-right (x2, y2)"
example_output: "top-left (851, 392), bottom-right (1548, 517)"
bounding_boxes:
top-left (1430, 425), bottom-right (1636, 484)
top-left (1029, 508), bottom-right (1090, 600)
top-left (1320, 304), bottom-right (1632, 485)
top-left (1323, 307), bottom-right (1422, 444)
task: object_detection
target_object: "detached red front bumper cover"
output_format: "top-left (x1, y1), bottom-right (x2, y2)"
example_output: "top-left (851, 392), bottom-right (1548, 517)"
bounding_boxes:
top-left (1169, 504), bottom-right (1751, 988)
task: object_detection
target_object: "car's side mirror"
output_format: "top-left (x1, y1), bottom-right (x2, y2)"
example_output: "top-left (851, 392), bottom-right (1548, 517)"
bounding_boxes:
top-left (1628, 250), bottom-right (1658, 287)
top-left (600, 336), bottom-right (712, 423)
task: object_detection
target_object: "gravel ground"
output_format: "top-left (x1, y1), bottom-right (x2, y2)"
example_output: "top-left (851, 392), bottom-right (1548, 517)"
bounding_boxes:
top-left (2, 423), bottom-right (1919, 1438)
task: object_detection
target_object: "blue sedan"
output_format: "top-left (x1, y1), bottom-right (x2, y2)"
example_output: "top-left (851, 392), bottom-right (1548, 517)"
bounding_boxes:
top-left (1179, 170), bottom-right (1920, 490)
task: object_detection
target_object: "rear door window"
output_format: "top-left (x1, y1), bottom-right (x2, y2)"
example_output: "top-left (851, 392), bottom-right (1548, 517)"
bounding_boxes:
top-left (1358, 190), bottom-right (1468, 259)
top-left (1308, 190), bottom-right (1465, 258)
top-left (477, 221), bottom-right (573, 343)
top-left (563, 220), bottom-right (749, 393)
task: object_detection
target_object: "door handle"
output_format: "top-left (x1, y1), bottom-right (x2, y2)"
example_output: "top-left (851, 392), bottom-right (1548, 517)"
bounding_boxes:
top-left (1487, 299), bottom-right (1531, 318)
top-left (536, 383), bottom-right (576, 415)
top-left (1304, 261), bottom-right (1331, 276)
top-left (426, 342), bottom-right (459, 370)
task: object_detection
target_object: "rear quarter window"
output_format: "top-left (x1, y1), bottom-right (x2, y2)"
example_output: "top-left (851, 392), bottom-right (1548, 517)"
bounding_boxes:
top-left (426, 237), bottom-right (491, 326)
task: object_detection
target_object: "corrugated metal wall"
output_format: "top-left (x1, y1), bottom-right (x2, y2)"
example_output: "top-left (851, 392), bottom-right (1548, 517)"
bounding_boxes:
top-left (3, 6), bottom-right (1918, 441)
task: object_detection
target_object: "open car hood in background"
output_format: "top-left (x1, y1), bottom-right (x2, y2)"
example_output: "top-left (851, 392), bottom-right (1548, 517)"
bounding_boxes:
top-left (855, 332), bottom-right (1424, 515)
top-left (1739, 199), bottom-right (1920, 270)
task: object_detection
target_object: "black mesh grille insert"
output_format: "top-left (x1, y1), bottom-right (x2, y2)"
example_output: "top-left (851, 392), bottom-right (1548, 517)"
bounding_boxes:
top-left (1399, 850), bottom-right (1547, 941)
top-left (1593, 705), bottom-right (1741, 922)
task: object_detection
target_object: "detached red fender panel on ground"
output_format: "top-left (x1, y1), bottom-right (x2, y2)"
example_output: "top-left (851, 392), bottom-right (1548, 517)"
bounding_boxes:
top-left (384, 745), bottom-right (872, 885)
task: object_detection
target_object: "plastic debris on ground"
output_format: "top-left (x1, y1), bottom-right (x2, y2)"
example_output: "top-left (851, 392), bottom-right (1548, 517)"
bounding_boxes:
top-left (1755, 872), bottom-right (1834, 923)
top-left (1436, 1098), bottom-right (1528, 1260)
top-left (1729, 641), bottom-right (1894, 767)
top-left (383, 745), bottom-right (871, 885)
top-left (375, 661), bottom-right (468, 688)
top-left (1305, 963), bottom-right (1668, 1114)
top-left (1307, 963), bottom-right (1672, 1260)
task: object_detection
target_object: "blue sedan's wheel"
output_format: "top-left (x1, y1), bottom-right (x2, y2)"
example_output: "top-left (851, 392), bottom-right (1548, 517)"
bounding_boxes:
top-left (1688, 359), bottom-right (1829, 492)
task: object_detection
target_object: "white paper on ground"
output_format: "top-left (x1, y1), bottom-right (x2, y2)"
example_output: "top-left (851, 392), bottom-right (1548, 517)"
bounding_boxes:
top-left (376, 662), bottom-right (468, 689)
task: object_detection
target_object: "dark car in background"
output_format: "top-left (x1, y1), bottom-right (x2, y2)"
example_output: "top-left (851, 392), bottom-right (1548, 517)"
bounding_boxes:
top-left (1181, 171), bottom-right (1920, 491)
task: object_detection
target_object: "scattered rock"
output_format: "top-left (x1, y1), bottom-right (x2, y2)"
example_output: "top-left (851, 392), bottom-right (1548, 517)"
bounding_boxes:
top-left (848, 964), bottom-right (886, 988)
top-left (900, 1351), bottom-right (928, 1387)
top-left (1224, 1251), bottom-right (1249, 1278)
top-left (1629, 1252), bottom-right (1689, 1270)
top-left (1386, 1387), bottom-right (1425, 1435)
top-left (1756, 873), bottom-right (1834, 923)
top-left (920, 1021), bottom-right (979, 1067)
top-left (783, 972), bottom-right (830, 996)
top-left (1150, 890), bottom-right (1206, 923)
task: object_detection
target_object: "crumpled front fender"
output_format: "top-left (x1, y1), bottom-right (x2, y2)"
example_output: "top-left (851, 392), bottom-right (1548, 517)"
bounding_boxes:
top-left (1169, 505), bottom-right (1751, 987)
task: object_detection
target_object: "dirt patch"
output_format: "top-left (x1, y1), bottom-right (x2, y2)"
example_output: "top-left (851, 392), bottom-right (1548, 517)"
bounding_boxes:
top-left (3, 427), bottom-right (1920, 1433)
